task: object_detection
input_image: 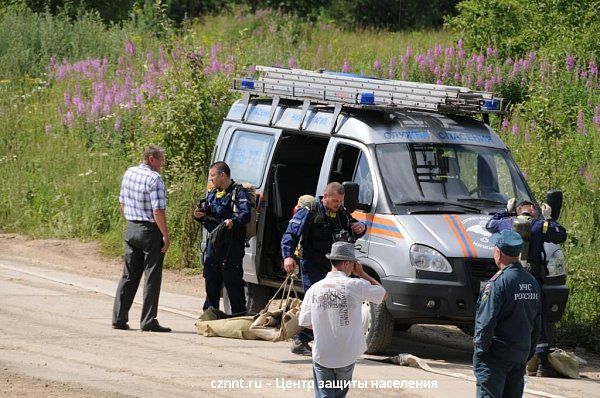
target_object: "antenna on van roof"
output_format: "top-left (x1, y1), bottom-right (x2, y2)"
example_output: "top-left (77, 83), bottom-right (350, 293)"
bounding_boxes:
top-left (233, 65), bottom-right (504, 122)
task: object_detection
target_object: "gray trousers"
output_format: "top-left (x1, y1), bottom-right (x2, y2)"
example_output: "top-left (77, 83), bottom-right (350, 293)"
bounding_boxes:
top-left (112, 221), bottom-right (165, 329)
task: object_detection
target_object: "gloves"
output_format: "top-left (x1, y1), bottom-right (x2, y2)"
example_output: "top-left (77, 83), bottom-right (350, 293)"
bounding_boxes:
top-left (541, 203), bottom-right (552, 219)
top-left (507, 197), bottom-right (517, 214)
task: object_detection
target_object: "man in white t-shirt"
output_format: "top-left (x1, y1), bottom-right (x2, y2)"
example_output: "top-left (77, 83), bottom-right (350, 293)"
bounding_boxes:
top-left (299, 241), bottom-right (386, 398)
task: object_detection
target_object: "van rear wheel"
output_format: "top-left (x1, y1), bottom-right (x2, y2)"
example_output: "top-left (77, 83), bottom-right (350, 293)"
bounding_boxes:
top-left (362, 301), bottom-right (394, 354)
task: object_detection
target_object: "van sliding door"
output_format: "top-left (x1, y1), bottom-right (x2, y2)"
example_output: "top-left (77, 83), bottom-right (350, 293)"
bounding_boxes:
top-left (217, 126), bottom-right (281, 284)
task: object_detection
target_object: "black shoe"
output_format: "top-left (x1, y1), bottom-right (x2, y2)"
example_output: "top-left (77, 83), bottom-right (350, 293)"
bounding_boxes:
top-left (112, 322), bottom-right (130, 330)
top-left (141, 322), bottom-right (171, 333)
top-left (291, 339), bottom-right (312, 356)
top-left (536, 362), bottom-right (561, 378)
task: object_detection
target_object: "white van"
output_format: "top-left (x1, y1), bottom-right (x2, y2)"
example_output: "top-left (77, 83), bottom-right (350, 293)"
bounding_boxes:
top-left (206, 66), bottom-right (568, 353)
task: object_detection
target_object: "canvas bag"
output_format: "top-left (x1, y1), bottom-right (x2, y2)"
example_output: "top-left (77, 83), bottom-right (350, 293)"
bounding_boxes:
top-left (195, 306), bottom-right (259, 340)
top-left (250, 274), bottom-right (302, 342)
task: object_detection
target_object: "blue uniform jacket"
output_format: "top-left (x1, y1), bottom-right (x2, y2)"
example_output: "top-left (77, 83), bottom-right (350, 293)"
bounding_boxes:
top-left (486, 211), bottom-right (567, 263)
top-left (281, 199), bottom-right (366, 262)
top-left (474, 263), bottom-right (542, 363)
top-left (203, 181), bottom-right (251, 237)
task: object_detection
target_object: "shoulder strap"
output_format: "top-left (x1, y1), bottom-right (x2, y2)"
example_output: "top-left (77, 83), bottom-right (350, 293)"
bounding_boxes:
top-left (489, 268), bottom-right (505, 282)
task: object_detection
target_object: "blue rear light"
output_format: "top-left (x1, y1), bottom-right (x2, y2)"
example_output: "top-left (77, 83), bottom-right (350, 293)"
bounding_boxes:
top-left (241, 78), bottom-right (255, 90)
top-left (360, 92), bottom-right (375, 105)
top-left (482, 99), bottom-right (500, 111)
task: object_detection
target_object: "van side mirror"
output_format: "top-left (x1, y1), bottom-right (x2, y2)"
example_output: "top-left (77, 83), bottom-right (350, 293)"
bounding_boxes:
top-left (342, 182), bottom-right (359, 213)
top-left (546, 190), bottom-right (563, 220)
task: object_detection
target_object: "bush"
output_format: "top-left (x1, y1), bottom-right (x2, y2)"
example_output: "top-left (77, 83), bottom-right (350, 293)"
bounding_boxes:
top-left (446, 0), bottom-right (600, 60)
top-left (0, 1), bottom-right (168, 79)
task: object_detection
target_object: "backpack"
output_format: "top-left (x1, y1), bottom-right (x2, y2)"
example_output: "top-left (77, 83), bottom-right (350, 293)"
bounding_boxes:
top-left (233, 182), bottom-right (257, 242)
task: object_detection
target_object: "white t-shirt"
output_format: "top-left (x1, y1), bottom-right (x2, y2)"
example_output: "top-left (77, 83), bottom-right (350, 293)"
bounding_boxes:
top-left (299, 271), bottom-right (386, 368)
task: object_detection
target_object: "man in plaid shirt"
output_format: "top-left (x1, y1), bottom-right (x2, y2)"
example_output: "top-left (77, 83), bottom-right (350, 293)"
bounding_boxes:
top-left (112, 145), bottom-right (171, 332)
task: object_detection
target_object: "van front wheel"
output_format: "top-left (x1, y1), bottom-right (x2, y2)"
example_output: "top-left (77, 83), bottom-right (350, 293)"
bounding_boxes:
top-left (246, 283), bottom-right (273, 314)
top-left (362, 301), bottom-right (394, 354)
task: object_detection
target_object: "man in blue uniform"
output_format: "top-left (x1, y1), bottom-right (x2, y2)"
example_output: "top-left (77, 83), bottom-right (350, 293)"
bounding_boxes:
top-left (486, 199), bottom-right (566, 377)
top-left (194, 161), bottom-right (251, 316)
top-left (281, 182), bottom-right (367, 355)
top-left (474, 230), bottom-right (542, 398)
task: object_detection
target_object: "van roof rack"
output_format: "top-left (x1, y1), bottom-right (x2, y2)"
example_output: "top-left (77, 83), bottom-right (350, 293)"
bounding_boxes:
top-left (233, 65), bottom-right (504, 119)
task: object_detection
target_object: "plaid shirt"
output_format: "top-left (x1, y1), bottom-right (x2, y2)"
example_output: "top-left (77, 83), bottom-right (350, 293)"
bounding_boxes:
top-left (119, 163), bottom-right (166, 222)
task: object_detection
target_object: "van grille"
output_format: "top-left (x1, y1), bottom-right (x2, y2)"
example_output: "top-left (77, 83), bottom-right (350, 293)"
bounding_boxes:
top-left (466, 260), bottom-right (498, 279)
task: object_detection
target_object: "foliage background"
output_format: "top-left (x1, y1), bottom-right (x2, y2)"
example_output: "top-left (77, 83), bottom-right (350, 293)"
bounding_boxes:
top-left (0, 1), bottom-right (597, 350)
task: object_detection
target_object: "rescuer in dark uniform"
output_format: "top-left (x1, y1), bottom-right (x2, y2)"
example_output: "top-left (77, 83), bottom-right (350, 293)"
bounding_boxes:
top-left (281, 182), bottom-right (367, 356)
top-left (473, 230), bottom-right (542, 397)
top-left (194, 161), bottom-right (251, 316)
top-left (486, 199), bottom-right (566, 377)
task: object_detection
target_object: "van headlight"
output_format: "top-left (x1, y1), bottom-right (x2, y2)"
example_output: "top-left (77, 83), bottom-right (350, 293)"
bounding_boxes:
top-left (410, 244), bottom-right (453, 273)
top-left (546, 250), bottom-right (565, 276)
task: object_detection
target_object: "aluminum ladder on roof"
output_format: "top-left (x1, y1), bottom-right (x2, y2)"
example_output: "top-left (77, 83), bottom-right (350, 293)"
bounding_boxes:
top-left (232, 65), bottom-right (503, 132)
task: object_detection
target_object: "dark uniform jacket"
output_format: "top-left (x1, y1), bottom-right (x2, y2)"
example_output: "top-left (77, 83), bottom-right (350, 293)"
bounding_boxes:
top-left (474, 263), bottom-right (542, 364)
top-left (199, 181), bottom-right (250, 233)
top-left (281, 199), bottom-right (365, 265)
top-left (486, 211), bottom-right (567, 278)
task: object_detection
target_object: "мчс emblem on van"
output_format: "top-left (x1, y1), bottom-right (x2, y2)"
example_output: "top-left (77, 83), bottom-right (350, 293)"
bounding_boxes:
top-left (463, 216), bottom-right (493, 251)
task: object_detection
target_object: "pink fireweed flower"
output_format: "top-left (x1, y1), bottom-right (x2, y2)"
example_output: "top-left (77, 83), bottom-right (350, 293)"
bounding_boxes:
top-left (405, 46), bottom-right (412, 58)
top-left (501, 118), bottom-right (509, 131)
top-left (589, 60), bottom-right (598, 77)
top-left (434, 44), bottom-right (442, 57)
top-left (511, 124), bottom-right (520, 137)
top-left (373, 59), bottom-right (382, 70)
top-left (125, 40), bottom-right (136, 56)
top-left (224, 55), bottom-right (235, 74)
top-left (62, 111), bottom-right (74, 128)
top-left (445, 46), bottom-right (455, 58)
top-left (209, 58), bottom-right (221, 74)
top-left (577, 110), bottom-right (587, 135)
top-left (566, 55), bottom-right (575, 71)
top-left (114, 117), bottom-right (122, 133)
top-left (342, 60), bottom-right (350, 73)
top-left (288, 57), bottom-right (298, 68)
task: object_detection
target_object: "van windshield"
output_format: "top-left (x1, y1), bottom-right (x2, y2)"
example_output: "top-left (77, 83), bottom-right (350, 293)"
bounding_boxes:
top-left (375, 143), bottom-right (533, 213)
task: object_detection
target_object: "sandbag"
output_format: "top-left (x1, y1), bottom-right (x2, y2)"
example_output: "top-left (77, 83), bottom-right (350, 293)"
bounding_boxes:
top-left (195, 307), bottom-right (259, 340)
top-left (250, 274), bottom-right (302, 342)
top-left (549, 348), bottom-right (580, 379)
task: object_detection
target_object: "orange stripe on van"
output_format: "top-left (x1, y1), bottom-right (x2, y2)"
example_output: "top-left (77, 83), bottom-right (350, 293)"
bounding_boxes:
top-left (452, 214), bottom-right (478, 258)
top-left (370, 227), bottom-right (404, 238)
top-left (352, 212), bottom-right (404, 239)
top-left (443, 214), bottom-right (469, 257)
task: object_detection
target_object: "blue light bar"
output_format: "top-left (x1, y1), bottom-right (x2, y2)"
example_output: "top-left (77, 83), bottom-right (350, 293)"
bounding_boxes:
top-left (482, 98), bottom-right (500, 111)
top-left (360, 92), bottom-right (375, 105)
top-left (241, 78), bottom-right (255, 90)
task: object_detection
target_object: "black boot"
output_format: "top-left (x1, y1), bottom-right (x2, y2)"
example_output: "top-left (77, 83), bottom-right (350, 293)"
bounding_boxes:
top-left (536, 353), bottom-right (561, 378)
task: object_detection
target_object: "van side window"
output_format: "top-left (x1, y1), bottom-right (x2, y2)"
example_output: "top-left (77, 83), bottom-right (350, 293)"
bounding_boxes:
top-left (224, 130), bottom-right (274, 187)
top-left (329, 144), bottom-right (373, 207)
top-left (354, 152), bottom-right (374, 206)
